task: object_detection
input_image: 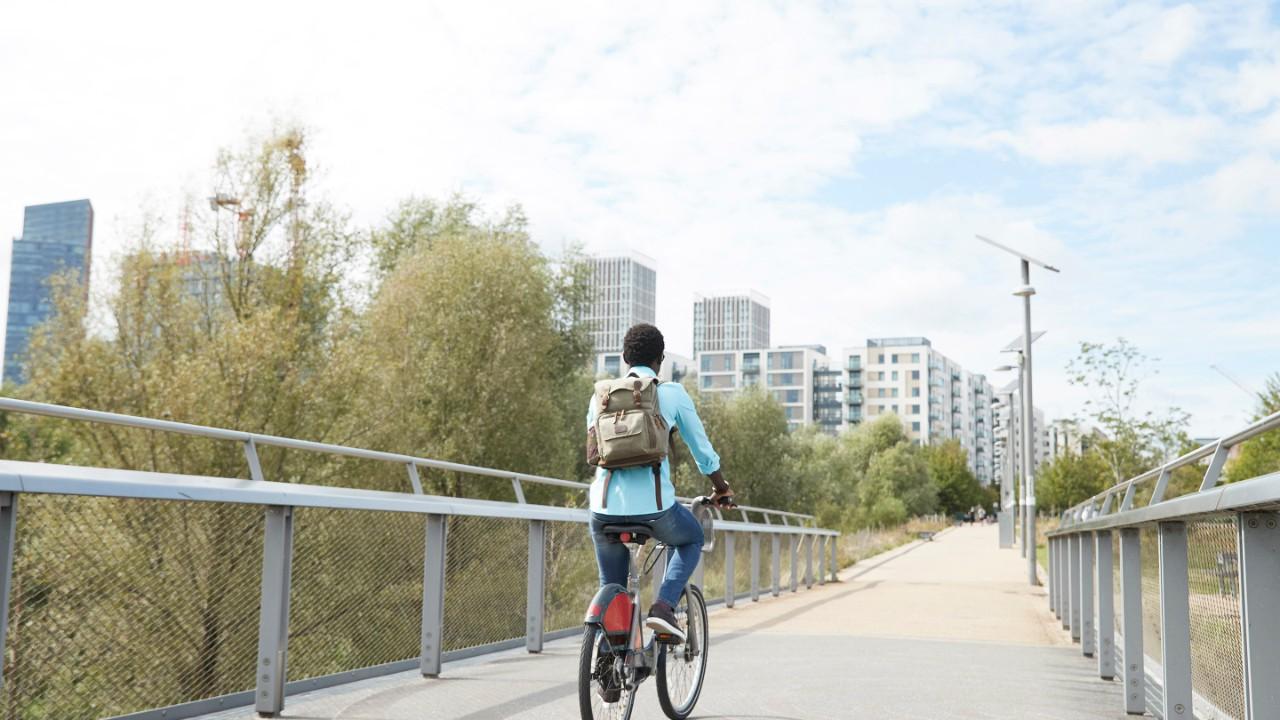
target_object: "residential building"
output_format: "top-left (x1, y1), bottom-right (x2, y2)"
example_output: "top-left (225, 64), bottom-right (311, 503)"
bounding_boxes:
top-left (594, 350), bottom-right (694, 384)
top-left (1046, 419), bottom-right (1102, 461)
top-left (584, 254), bottom-right (657, 355)
top-left (695, 345), bottom-right (830, 431)
top-left (842, 337), bottom-right (995, 485)
top-left (692, 291), bottom-right (770, 354)
top-left (4, 200), bottom-right (94, 384)
top-left (992, 382), bottom-right (1047, 484)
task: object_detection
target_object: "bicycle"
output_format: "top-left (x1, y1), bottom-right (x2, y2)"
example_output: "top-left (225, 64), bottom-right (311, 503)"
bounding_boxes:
top-left (577, 499), bottom-right (720, 720)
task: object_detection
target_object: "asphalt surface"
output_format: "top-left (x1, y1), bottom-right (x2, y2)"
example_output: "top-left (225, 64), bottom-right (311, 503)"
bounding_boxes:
top-left (200, 525), bottom-right (1129, 719)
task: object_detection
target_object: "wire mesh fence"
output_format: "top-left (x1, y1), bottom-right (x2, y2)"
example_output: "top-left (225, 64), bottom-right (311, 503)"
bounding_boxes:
top-left (287, 508), bottom-right (425, 682)
top-left (1186, 519), bottom-right (1244, 720)
top-left (1140, 525), bottom-right (1163, 665)
top-left (442, 516), bottom-right (528, 653)
top-left (544, 521), bottom-right (596, 634)
top-left (2, 495), bottom-right (264, 720)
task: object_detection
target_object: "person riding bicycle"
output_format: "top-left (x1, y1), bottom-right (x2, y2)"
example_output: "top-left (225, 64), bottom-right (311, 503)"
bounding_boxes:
top-left (587, 323), bottom-right (733, 643)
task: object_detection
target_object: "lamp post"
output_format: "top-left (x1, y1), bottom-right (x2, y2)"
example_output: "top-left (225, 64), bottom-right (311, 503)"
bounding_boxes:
top-left (977, 235), bottom-right (1059, 587)
top-left (993, 364), bottom-right (1021, 550)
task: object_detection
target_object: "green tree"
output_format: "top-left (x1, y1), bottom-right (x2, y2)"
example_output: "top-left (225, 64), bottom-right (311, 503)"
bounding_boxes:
top-left (925, 439), bottom-right (982, 515)
top-left (1036, 448), bottom-right (1111, 513)
top-left (1066, 338), bottom-right (1192, 484)
top-left (344, 204), bottom-right (593, 496)
top-left (1226, 373), bottom-right (1280, 483)
top-left (863, 441), bottom-right (936, 521)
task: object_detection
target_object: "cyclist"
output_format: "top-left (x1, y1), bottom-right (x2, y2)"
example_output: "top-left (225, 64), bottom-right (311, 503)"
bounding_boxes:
top-left (587, 323), bottom-right (733, 642)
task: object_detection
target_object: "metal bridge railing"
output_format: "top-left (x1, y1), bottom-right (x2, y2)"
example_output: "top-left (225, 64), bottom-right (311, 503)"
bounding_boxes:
top-left (0, 398), bottom-right (839, 720)
top-left (1046, 409), bottom-right (1280, 720)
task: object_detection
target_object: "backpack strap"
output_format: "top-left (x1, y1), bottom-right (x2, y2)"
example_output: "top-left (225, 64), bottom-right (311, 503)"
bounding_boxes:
top-left (600, 469), bottom-right (613, 510)
top-left (652, 464), bottom-right (662, 508)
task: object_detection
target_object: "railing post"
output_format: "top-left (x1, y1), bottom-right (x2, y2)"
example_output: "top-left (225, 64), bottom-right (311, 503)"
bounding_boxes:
top-left (255, 506), bottom-right (294, 717)
top-left (771, 533), bottom-right (781, 597)
top-left (829, 533), bottom-right (838, 582)
top-left (750, 533), bottom-right (760, 602)
top-left (1238, 512), bottom-right (1280, 719)
top-left (1048, 537), bottom-right (1057, 615)
top-left (1096, 530), bottom-right (1115, 679)
top-left (817, 535), bottom-right (827, 586)
top-left (0, 493), bottom-right (17, 687)
top-left (1069, 533), bottom-right (1081, 641)
top-left (1158, 521), bottom-right (1193, 720)
top-left (724, 531), bottom-right (736, 608)
top-left (805, 534), bottom-right (814, 589)
top-left (1080, 529), bottom-right (1095, 657)
top-left (1119, 527), bottom-right (1145, 715)
top-left (526, 519), bottom-right (545, 653)
top-left (790, 535), bottom-right (799, 592)
top-left (420, 514), bottom-right (447, 677)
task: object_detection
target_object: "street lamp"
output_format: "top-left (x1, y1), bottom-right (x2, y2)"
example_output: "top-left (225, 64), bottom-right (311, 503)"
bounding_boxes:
top-left (993, 364), bottom-right (1021, 551)
top-left (976, 234), bottom-right (1059, 587)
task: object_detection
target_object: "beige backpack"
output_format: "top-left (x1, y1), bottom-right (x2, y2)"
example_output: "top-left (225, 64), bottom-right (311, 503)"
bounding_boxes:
top-left (587, 374), bottom-right (669, 509)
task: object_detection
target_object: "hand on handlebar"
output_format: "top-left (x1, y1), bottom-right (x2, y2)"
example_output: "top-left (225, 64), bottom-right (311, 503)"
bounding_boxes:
top-left (709, 487), bottom-right (736, 509)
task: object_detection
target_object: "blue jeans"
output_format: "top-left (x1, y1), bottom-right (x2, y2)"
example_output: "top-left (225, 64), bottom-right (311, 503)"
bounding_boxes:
top-left (590, 503), bottom-right (704, 607)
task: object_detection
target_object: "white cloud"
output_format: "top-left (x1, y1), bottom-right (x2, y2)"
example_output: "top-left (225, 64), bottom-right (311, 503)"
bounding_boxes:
top-left (0, 0), bottom-right (1276, 438)
top-left (986, 115), bottom-right (1219, 166)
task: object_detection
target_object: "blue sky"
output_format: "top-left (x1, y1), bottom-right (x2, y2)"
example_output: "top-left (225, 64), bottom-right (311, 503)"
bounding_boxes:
top-left (1, 0), bottom-right (1277, 436)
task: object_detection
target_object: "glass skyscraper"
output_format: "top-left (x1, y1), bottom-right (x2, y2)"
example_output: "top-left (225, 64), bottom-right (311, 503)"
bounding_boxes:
top-left (4, 199), bottom-right (94, 384)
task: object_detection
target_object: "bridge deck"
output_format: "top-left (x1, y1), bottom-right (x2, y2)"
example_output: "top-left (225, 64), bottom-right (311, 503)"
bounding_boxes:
top-left (200, 525), bottom-right (1126, 719)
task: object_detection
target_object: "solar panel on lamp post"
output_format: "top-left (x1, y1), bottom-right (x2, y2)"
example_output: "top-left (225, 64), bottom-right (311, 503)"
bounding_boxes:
top-left (976, 235), bottom-right (1059, 587)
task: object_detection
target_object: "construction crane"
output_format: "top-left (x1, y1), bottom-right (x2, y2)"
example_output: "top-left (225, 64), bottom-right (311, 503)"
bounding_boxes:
top-left (1209, 364), bottom-right (1257, 400)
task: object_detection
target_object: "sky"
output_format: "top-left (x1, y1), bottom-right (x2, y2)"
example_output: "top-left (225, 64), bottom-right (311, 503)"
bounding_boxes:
top-left (1, 0), bottom-right (1278, 437)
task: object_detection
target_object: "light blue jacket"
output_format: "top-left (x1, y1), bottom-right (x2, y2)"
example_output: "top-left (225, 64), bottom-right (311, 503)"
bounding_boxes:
top-left (587, 365), bottom-right (721, 515)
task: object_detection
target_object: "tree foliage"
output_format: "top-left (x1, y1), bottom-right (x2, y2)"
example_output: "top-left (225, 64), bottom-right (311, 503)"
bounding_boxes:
top-left (1226, 373), bottom-right (1280, 483)
top-left (1065, 338), bottom-right (1191, 484)
top-left (925, 440), bottom-right (983, 516)
top-left (1036, 448), bottom-right (1112, 513)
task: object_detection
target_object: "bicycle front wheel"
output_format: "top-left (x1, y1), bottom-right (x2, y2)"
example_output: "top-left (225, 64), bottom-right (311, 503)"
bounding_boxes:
top-left (578, 626), bottom-right (636, 720)
top-left (656, 584), bottom-right (709, 719)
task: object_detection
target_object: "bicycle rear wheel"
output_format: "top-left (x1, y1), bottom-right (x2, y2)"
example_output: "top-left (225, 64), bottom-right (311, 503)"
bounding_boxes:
top-left (578, 626), bottom-right (636, 720)
top-left (656, 584), bottom-right (709, 719)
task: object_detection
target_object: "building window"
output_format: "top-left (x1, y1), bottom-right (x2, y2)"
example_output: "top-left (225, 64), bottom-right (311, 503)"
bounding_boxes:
top-left (877, 354), bottom-right (885, 363)
top-left (912, 387), bottom-right (921, 397)
top-left (911, 353), bottom-right (920, 362)
top-left (891, 388), bottom-right (899, 398)
top-left (891, 371), bottom-right (899, 381)
top-left (912, 421), bottom-right (921, 431)
top-left (891, 354), bottom-right (899, 364)
top-left (769, 372), bottom-right (801, 386)
top-left (877, 388), bottom-right (886, 398)
top-left (911, 370), bottom-right (920, 380)
top-left (911, 404), bottom-right (920, 414)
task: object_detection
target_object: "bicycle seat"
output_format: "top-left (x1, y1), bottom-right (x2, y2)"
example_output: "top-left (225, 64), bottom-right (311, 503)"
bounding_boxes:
top-left (600, 524), bottom-right (652, 545)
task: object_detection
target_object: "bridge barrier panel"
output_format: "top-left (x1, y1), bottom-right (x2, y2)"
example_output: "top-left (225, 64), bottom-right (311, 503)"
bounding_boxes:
top-left (0, 398), bottom-right (839, 720)
top-left (1048, 407), bottom-right (1280, 720)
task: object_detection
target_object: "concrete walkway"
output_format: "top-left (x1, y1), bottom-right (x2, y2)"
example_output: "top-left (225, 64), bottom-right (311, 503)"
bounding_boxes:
top-left (201, 524), bottom-right (1127, 719)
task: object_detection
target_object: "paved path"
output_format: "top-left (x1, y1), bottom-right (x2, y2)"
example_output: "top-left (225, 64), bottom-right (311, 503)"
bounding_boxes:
top-left (202, 524), bottom-right (1127, 719)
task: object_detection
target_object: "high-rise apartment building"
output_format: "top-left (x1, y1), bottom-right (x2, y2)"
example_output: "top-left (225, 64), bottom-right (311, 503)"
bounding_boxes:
top-left (692, 291), bottom-right (770, 354)
top-left (992, 382), bottom-right (1047, 487)
top-left (842, 338), bottom-right (995, 485)
top-left (695, 345), bottom-right (830, 431)
top-left (4, 200), bottom-right (94, 384)
top-left (584, 254), bottom-right (657, 355)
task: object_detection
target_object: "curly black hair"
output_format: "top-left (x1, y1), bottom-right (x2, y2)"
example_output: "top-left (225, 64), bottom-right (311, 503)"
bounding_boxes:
top-left (622, 323), bottom-right (664, 370)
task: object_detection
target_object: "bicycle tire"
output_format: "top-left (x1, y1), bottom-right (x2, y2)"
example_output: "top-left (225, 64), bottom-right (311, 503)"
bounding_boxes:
top-left (578, 625), bottom-right (636, 720)
top-left (656, 584), bottom-right (709, 719)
